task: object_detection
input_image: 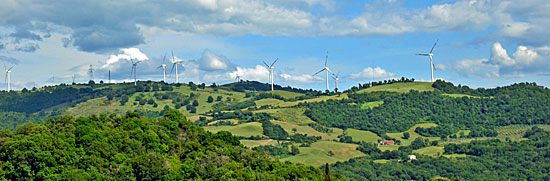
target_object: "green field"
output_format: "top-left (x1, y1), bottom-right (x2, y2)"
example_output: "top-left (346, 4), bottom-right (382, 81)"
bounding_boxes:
top-left (360, 101), bottom-right (384, 109)
top-left (346, 128), bottom-right (381, 143)
top-left (280, 141), bottom-right (365, 167)
top-left (386, 123), bottom-right (440, 146)
top-left (240, 139), bottom-right (280, 148)
top-left (413, 146), bottom-right (444, 157)
top-left (358, 82), bottom-right (435, 93)
top-left (270, 120), bottom-right (343, 140)
top-left (269, 90), bottom-right (304, 99)
top-left (203, 122), bottom-right (263, 137)
top-left (255, 108), bottom-right (315, 125)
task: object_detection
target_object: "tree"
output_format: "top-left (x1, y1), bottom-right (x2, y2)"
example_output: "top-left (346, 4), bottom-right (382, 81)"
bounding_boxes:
top-left (192, 100), bottom-right (199, 106)
top-left (207, 96), bottom-right (213, 103)
top-left (403, 132), bottom-right (410, 139)
top-left (291, 145), bottom-right (300, 155)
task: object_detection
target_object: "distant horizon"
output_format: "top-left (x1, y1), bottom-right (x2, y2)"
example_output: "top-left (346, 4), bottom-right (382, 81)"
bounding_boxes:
top-left (6, 78), bottom-right (547, 92)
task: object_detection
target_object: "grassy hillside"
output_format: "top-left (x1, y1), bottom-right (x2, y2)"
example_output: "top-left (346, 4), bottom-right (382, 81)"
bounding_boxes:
top-left (358, 82), bottom-right (434, 93)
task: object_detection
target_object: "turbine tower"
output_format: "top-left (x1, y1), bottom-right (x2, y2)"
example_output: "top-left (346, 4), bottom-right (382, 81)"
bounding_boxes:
top-left (130, 58), bottom-right (141, 86)
top-left (170, 51), bottom-right (183, 83)
top-left (263, 58), bottom-right (278, 91)
top-left (313, 52), bottom-right (333, 91)
top-left (331, 72), bottom-right (340, 92)
top-left (235, 73), bottom-right (241, 82)
top-left (88, 65), bottom-right (94, 82)
top-left (4, 64), bottom-right (14, 92)
top-left (158, 54), bottom-right (167, 82)
top-left (416, 39), bottom-right (438, 82)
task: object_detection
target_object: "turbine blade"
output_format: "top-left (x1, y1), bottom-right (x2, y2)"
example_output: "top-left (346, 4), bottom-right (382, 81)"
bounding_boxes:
top-left (433, 63), bottom-right (437, 71)
top-left (162, 54), bottom-right (166, 64)
top-left (430, 39), bottom-right (439, 53)
top-left (263, 61), bottom-right (269, 68)
top-left (8, 66), bottom-right (14, 71)
top-left (171, 50), bottom-right (175, 63)
top-left (313, 69), bottom-right (325, 76)
top-left (270, 58), bottom-right (278, 67)
top-left (170, 64), bottom-right (176, 74)
top-left (325, 51), bottom-right (328, 66)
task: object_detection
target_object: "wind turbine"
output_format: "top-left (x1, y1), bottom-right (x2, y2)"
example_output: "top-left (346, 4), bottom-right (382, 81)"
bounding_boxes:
top-left (263, 58), bottom-right (278, 91)
top-left (313, 52), bottom-right (333, 91)
top-left (4, 64), bottom-right (14, 92)
top-left (170, 51), bottom-right (183, 83)
top-left (331, 72), bottom-right (340, 92)
top-left (158, 54), bottom-right (167, 82)
top-left (234, 73), bottom-right (241, 82)
top-left (416, 39), bottom-right (438, 82)
top-left (130, 58), bottom-right (141, 86)
top-left (88, 65), bottom-right (94, 82)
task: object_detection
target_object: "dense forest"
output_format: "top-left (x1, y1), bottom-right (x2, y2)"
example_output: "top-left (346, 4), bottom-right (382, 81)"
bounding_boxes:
top-left (0, 110), bottom-right (326, 180)
top-left (304, 82), bottom-right (550, 136)
top-left (328, 127), bottom-right (550, 180)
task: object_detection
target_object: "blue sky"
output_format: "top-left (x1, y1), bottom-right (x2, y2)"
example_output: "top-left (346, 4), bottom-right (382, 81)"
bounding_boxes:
top-left (1, 0), bottom-right (549, 91)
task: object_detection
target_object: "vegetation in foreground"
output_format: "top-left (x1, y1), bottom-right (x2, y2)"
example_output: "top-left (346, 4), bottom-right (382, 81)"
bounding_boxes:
top-left (0, 110), bottom-right (327, 180)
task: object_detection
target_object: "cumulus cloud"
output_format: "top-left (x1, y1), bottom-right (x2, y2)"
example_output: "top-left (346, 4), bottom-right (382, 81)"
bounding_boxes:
top-left (449, 42), bottom-right (550, 77)
top-left (103, 48), bottom-right (149, 68)
top-left (349, 67), bottom-right (396, 79)
top-left (196, 49), bottom-right (233, 71)
top-left (228, 65), bottom-right (270, 82)
top-left (280, 73), bottom-right (322, 83)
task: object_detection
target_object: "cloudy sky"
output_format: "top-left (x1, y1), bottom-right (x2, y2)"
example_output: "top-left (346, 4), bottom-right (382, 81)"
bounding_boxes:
top-left (1, 0), bottom-right (549, 90)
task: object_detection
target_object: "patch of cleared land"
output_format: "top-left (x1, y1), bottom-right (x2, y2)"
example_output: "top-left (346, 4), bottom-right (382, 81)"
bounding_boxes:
top-left (413, 146), bottom-right (444, 157)
top-left (358, 82), bottom-right (435, 93)
top-left (280, 141), bottom-right (365, 167)
top-left (240, 139), bottom-right (278, 148)
top-left (270, 120), bottom-right (343, 140)
top-left (346, 128), bottom-right (381, 143)
top-left (255, 108), bottom-right (315, 125)
top-left (203, 122), bottom-right (263, 137)
top-left (386, 123), bottom-right (440, 146)
top-left (269, 90), bottom-right (304, 99)
top-left (360, 101), bottom-right (384, 109)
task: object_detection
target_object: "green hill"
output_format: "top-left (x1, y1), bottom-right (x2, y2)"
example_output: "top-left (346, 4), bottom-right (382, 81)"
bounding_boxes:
top-left (1, 79), bottom-right (550, 180)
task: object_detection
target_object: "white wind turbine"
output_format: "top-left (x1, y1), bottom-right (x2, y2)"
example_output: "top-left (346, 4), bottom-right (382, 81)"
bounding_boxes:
top-left (4, 64), bottom-right (14, 92)
top-left (158, 54), bottom-right (167, 82)
top-left (170, 51), bottom-right (183, 83)
top-left (331, 72), bottom-right (340, 91)
top-left (263, 58), bottom-right (278, 91)
top-left (130, 58), bottom-right (142, 86)
top-left (416, 39), bottom-right (438, 82)
top-left (313, 52), bottom-right (333, 91)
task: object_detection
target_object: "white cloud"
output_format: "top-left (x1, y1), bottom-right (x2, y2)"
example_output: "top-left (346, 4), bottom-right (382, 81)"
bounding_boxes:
top-left (349, 67), bottom-right (396, 79)
top-left (452, 58), bottom-right (499, 78)
top-left (196, 49), bottom-right (233, 71)
top-left (449, 42), bottom-right (550, 77)
top-left (228, 65), bottom-right (269, 82)
top-left (103, 48), bottom-right (149, 68)
top-left (280, 73), bottom-right (322, 83)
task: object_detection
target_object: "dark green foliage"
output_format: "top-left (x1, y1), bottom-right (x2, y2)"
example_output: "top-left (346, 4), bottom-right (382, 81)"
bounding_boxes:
top-left (192, 100), bottom-right (199, 107)
top-left (333, 128), bottom-right (550, 180)
top-left (207, 96), bottom-right (213, 103)
top-left (0, 110), bottom-right (324, 180)
top-left (402, 132), bottom-right (410, 139)
top-left (305, 83), bottom-right (550, 135)
top-left (261, 120), bottom-right (289, 140)
top-left (308, 123), bottom-right (333, 133)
